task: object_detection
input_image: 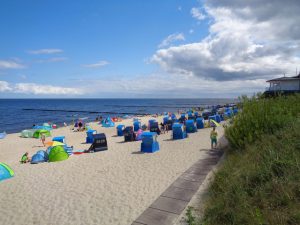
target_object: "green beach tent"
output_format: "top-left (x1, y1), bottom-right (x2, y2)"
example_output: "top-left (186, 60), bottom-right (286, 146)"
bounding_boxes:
top-left (33, 129), bottom-right (51, 139)
top-left (21, 129), bottom-right (36, 138)
top-left (48, 146), bottom-right (69, 162)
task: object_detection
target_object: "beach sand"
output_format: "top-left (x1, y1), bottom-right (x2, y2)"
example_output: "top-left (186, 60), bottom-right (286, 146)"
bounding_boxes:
top-left (0, 115), bottom-right (224, 225)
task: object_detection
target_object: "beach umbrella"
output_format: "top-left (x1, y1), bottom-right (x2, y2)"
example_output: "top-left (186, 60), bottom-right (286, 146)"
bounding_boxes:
top-left (211, 119), bottom-right (221, 127)
top-left (45, 141), bottom-right (65, 147)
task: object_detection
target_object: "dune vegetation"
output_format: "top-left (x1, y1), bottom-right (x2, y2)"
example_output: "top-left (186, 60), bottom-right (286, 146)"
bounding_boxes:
top-left (193, 94), bottom-right (300, 225)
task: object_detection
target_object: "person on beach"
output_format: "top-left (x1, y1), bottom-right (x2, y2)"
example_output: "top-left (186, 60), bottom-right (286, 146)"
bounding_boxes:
top-left (20, 152), bottom-right (31, 163)
top-left (41, 133), bottom-right (46, 146)
top-left (78, 121), bottom-right (83, 131)
top-left (160, 122), bottom-right (165, 134)
top-left (210, 127), bottom-right (218, 149)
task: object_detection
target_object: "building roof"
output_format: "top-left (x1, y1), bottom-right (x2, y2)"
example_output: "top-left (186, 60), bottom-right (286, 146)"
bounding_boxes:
top-left (267, 74), bottom-right (300, 82)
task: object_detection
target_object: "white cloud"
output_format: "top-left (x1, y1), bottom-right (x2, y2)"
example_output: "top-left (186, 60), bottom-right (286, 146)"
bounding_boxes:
top-left (28, 49), bottom-right (63, 54)
top-left (152, 0), bottom-right (300, 81)
top-left (189, 29), bottom-right (194, 34)
top-left (0, 81), bottom-right (12, 92)
top-left (0, 60), bottom-right (25, 69)
top-left (36, 57), bottom-right (68, 63)
top-left (158, 33), bottom-right (185, 48)
top-left (14, 83), bottom-right (83, 95)
top-left (0, 81), bottom-right (83, 95)
top-left (191, 7), bottom-right (206, 20)
top-left (75, 73), bottom-right (266, 98)
top-left (82, 60), bottom-right (109, 68)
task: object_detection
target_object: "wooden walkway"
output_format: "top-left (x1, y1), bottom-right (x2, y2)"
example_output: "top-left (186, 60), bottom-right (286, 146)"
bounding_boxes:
top-left (132, 149), bottom-right (223, 225)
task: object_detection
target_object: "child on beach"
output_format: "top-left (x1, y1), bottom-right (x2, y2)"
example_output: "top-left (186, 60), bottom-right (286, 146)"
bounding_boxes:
top-left (20, 152), bottom-right (31, 163)
top-left (41, 133), bottom-right (46, 146)
top-left (210, 127), bottom-right (218, 149)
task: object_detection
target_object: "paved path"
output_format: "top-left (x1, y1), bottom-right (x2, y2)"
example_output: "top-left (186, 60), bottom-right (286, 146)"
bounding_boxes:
top-left (131, 149), bottom-right (224, 225)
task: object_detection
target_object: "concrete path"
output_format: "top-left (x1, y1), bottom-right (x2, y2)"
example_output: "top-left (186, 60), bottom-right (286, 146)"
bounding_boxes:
top-left (131, 149), bottom-right (224, 225)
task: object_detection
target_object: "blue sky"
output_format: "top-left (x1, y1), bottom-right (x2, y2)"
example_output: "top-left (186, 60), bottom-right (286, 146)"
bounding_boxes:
top-left (0, 0), bottom-right (299, 98)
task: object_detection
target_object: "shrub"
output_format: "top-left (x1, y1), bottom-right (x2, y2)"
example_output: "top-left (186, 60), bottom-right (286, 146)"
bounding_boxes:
top-left (200, 94), bottom-right (300, 225)
top-left (226, 94), bottom-right (300, 150)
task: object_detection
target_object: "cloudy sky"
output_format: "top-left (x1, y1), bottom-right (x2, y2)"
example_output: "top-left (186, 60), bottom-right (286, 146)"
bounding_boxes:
top-left (0, 0), bottom-right (299, 98)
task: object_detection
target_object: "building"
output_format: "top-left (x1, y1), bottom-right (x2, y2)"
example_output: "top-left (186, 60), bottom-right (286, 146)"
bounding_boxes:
top-left (264, 74), bottom-right (300, 96)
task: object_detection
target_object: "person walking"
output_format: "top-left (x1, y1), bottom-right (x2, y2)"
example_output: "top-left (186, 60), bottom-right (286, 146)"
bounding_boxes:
top-left (210, 127), bottom-right (218, 149)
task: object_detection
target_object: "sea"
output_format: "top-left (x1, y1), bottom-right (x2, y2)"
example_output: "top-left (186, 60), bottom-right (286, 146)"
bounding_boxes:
top-left (0, 98), bottom-right (236, 134)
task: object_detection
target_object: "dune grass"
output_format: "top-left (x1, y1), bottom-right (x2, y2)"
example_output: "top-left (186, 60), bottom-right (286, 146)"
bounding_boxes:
top-left (197, 94), bottom-right (300, 225)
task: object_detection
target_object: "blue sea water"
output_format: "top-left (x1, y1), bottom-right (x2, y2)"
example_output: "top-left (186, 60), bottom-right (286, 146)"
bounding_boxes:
top-left (0, 98), bottom-right (236, 133)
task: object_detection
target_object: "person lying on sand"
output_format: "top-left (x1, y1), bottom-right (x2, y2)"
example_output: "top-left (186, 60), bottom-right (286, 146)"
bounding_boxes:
top-left (20, 152), bottom-right (31, 163)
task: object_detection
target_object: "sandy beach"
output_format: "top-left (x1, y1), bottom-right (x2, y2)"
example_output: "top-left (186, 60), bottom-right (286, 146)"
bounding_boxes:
top-left (0, 115), bottom-right (223, 225)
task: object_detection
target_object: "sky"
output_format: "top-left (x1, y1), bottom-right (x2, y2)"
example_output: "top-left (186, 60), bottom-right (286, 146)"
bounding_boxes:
top-left (0, 0), bottom-right (300, 98)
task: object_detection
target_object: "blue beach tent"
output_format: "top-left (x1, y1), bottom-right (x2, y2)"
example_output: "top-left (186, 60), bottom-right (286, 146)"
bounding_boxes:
top-left (102, 117), bottom-right (115, 127)
top-left (141, 132), bottom-right (159, 153)
top-left (37, 150), bottom-right (49, 161)
top-left (117, 124), bottom-right (125, 136)
top-left (133, 121), bottom-right (141, 132)
top-left (0, 163), bottom-right (14, 181)
top-left (196, 118), bottom-right (204, 129)
top-left (172, 123), bottom-right (187, 140)
top-left (186, 120), bottom-right (197, 133)
top-left (31, 151), bottom-right (48, 164)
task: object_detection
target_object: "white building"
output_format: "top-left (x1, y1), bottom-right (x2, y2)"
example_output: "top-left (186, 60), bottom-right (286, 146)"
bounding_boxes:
top-left (266, 74), bottom-right (300, 92)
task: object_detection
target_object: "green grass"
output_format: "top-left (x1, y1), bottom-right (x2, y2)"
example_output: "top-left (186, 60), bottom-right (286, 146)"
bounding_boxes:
top-left (196, 94), bottom-right (300, 225)
top-left (186, 207), bottom-right (197, 225)
top-left (226, 94), bottom-right (300, 150)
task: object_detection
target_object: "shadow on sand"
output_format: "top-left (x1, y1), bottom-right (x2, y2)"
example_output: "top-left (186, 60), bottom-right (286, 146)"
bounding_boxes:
top-left (162, 138), bottom-right (175, 142)
top-left (32, 145), bottom-right (45, 148)
top-left (131, 151), bottom-right (145, 155)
